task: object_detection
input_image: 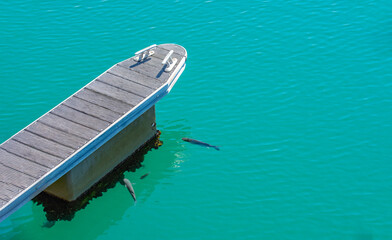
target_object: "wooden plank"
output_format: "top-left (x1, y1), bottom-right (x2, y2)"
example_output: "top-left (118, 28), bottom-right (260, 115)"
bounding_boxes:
top-left (131, 45), bottom-right (185, 62)
top-left (153, 48), bottom-right (184, 61)
top-left (149, 51), bottom-right (183, 77)
top-left (63, 96), bottom-right (121, 123)
top-left (0, 148), bottom-right (49, 178)
top-left (0, 198), bottom-right (6, 208)
top-left (0, 181), bottom-right (22, 201)
top-left (13, 130), bottom-right (74, 159)
top-left (86, 80), bottom-right (143, 106)
top-left (98, 72), bottom-right (154, 98)
top-left (0, 139), bottom-right (61, 168)
top-left (117, 58), bottom-right (171, 82)
top-left (0, 164), bottom-right (36, 189)
top-left (26, 121), bottom-right (87, 150)
top-left (109, 65), bottom-right (163, 89)
top-left (157, 45), bottom-right (187, 57)
top-left (74, 88), bottom-right (133, 115)
top-left (51, 104), bottom-right (110, 132)
top-left (39, 113), bottom-right (98, 140)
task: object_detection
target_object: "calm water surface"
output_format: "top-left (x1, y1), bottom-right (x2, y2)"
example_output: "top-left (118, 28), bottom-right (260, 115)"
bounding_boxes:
top-left (0, 0), bottom-right (392, 239)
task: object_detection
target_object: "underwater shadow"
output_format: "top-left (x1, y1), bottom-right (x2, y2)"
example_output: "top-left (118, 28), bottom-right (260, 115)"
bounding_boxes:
top-left (2, 121), bottom-right (190, 240)
top-left (32, 131), bottom-right (163, 222)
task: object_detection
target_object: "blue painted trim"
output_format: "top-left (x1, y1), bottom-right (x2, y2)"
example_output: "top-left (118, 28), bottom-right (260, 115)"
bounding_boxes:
top-left (0, 59), bottom-right (186, 222)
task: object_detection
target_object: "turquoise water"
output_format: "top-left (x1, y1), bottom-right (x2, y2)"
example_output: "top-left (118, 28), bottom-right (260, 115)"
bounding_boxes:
top-left (1, 0), bottom-right (392, 239)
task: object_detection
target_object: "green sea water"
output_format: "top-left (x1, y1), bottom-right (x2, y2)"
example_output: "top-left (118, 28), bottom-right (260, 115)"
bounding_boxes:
top-left (1, 0), bottom-right (392, 239)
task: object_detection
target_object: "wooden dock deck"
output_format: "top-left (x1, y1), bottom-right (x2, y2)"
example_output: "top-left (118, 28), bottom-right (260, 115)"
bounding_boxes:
top-left (0, 43), bottom-right (187, 222)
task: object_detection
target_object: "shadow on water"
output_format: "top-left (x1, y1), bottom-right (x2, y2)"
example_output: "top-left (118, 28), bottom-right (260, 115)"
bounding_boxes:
top-left (1, 122), bottom-right (190, 240)
top-left (32, 131), bottom-right (163, 222)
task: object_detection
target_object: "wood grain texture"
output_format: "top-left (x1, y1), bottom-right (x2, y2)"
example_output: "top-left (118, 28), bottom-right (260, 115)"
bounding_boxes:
top-left (0, 164), bottom-right (36, 189)
top-left (157, 44), bottom-right (187, 57)
top-left (109, 65), bottom-right (163, 89)
top-left (26, 121), bottom-right (87, 150)
top-left (74, 88), bottom-right (133, 115)
top-left (0, 198), bottom-right (6, 208)
top-left (12, 130), bottom-right (75, 159)
top-left (86, 80), bottom-right (143, 106)
top-left (0, 148), bottom-right (49, 178)
top-left (153, 48), bottom-right (184, 61)
top-left (117, 58), bottom-right (171, 82)
top-left (51, 104), bottom-right (111, 132)
top-left (0, 139), bottom-right (61, 168)
top-left (39, 113), bottom-right (99, 140)
top-left (63, 96), bottom-right (121, 123)
top-left (98, 73), bottom-right (154, 98)
top-left (0, 181), bottom-right (22, 202)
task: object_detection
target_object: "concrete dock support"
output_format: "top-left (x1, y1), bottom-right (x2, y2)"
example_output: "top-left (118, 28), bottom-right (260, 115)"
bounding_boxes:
top-left (44, 106), bottom-right (157, 201)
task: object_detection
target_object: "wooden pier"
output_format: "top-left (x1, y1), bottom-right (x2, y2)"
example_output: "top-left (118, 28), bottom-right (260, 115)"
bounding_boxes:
top-left (0, 43), bottom-right (187, 222)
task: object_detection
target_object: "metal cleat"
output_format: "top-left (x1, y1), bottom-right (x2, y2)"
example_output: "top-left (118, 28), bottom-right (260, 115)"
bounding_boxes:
top-left (133, 44), bottom-right (156, 62)
top-left (162, 50), bottom-right (177, 72)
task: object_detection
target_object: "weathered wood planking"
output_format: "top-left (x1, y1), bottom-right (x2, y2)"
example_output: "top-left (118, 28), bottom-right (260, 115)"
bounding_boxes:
top-left (0, 182), bottom-right (22, 202)
top-left (74, 88), bottom-right (133, 115)
top-left (63, 96), bottom-right (121, 123)
top-left (99, 73), bottom-right (154, 98)
top-left (0, 149), bottom-right (49, 177)
top-left (117, 58), bottom-right (172, 81)
top-left (1, 140), bottom-right (61, 168)
top-left (13, 131), bottom-right (75, 159)
top-left (154, 49), bottom-right (184, 62)
top-left (0, 43), bottom-right (187, 217)
top-left (158, 44), bottom-right (187, 56)
top-left (86, 80), bottom-right (143, 106)
top-left (0, 165), bottom-right (36, 189)
top-left (26, 122), bottom-right (87, 150)
top-left (108, 66), bottom-right (162, 89)
top-left (39, 113), bottom-right (99, 140)
top-left (51, 104), bottom-right (111, 132)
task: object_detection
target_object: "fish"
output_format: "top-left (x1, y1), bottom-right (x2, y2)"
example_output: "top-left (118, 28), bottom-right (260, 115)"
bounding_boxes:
top-left (42, 220), bottom-right (55, 228)
top-left (140, 173), bottom-right (149, 179)
top-left (123, 178), bottom-right (136, 202)
top-left (182, 137), bottom-right (220, 151)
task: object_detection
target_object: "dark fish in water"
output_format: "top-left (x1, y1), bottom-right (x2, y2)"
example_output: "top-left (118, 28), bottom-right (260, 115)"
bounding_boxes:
top-left (140, 173), bottom-right (149, 179)
top-left (182, 137), bottom-right (220, 151)
top-left (42, 220), bottom-right (55, 228)
top-left (123, 178), bottom-right (136, 202)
